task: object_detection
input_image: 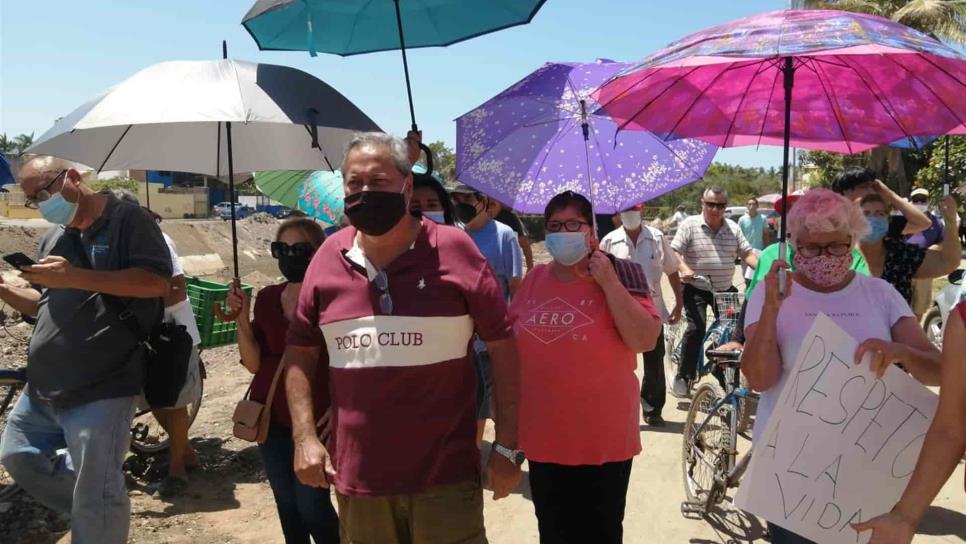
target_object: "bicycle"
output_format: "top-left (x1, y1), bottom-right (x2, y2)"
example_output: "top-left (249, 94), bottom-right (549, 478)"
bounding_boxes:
top-left (663, 276), bottom-right (742, 397)
top-left (0, 362), bottom-right (205, 457)
top-left (681, 347), bottom-right (760, 516)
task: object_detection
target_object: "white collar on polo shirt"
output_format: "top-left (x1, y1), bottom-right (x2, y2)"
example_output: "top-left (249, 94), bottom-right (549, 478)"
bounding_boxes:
top-left (346, 236), bottom-right (417, 281)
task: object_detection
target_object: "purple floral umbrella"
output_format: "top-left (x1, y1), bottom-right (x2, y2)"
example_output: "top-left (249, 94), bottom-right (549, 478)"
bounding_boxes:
top-left (455, 60), bottom-right (717, 214)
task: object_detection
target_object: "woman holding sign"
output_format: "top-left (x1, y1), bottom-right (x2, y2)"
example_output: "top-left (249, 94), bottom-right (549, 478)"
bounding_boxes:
top-left (854, 302), bottom-right (966, 543)
top-left (741, 189), bottom-right (941, 544)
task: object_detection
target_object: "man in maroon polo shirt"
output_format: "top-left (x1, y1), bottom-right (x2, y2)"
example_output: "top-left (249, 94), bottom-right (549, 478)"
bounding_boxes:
top-left (284, 132), bottom-right (523, 543)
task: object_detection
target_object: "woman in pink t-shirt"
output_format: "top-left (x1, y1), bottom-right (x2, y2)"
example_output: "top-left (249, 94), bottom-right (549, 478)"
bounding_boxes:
top-left (509, 191), bottom-right (661, 544)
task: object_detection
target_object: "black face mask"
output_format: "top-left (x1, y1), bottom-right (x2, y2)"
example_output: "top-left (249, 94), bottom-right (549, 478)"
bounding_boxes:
top-left (344, 190), bottom-right (407, 236)
top-left (278, 254), bottom-right (312, 283)
top-left (455, 202), bottom-right (481, 224)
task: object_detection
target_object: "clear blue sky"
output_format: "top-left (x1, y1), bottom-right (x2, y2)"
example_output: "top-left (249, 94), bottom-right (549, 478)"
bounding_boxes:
top-left (0, 0), bottom-right (789, 169)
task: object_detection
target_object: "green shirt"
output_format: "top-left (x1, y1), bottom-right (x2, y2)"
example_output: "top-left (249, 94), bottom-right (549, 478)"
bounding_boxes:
top-left (745, 242), bottom-right (870, 300)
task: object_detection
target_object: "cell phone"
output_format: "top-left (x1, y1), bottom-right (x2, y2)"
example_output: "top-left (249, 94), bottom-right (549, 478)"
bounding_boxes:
top-left (3, 252), bottom-right (36, 270)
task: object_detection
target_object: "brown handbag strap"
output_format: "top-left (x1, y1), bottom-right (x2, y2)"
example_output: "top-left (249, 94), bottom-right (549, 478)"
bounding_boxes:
top-left (261, 362), bottom-right (286, 415)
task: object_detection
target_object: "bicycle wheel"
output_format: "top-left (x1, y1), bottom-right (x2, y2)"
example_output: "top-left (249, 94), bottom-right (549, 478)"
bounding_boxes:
top-left (130, 358), bottom-right (205, 455)
top-left (663, 322), bottom-right (684, 393)
top-left (736, 374), bottom-right (757, 435)
top-left (682, 378), bottom-right (735, 514)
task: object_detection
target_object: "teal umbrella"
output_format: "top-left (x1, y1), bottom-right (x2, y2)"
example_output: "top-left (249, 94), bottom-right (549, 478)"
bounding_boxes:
top-left (254, 169), bottom-right (344, 225)
top-left (241, 0), bottom-right (546, 131)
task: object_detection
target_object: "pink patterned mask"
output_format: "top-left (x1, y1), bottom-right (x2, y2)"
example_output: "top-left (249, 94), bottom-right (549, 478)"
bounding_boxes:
top-left (793, 252), bottom-right (853, 288)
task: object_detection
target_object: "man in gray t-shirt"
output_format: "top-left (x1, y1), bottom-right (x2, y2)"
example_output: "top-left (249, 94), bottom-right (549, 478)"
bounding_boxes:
top-left (0, 156), bottom-right (172, 543)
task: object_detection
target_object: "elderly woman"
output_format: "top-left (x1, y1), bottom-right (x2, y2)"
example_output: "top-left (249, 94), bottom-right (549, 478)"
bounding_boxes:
top-left (741, 189), bottom-right (941, 544)
top-left (858, 192), bottom-right (960, 304)
top-left (509, 191), bottom-right (661, 544)
top-left (854, 300), bottom-right (966, 543)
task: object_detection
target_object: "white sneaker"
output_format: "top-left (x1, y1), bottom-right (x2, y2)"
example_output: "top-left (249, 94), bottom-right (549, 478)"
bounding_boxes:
top-left (672, 376), bottom-right (690, 399)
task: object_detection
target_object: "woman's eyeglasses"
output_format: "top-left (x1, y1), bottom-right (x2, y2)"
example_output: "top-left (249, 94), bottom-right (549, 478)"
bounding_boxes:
top-left (270, 242), bottom-right (315, 259)
top-left (24, 169), bottom-right (67, 209)
top-left (796, 242), bottom-right (852, 258)
top-left (373, 270), bottom-right (393, 315)
top-left (545, 220), bottom-right (589, 233)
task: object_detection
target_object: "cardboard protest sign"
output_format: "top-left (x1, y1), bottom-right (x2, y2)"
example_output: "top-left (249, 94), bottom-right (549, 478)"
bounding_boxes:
top-left (735, 313), bottom-right (938, 544)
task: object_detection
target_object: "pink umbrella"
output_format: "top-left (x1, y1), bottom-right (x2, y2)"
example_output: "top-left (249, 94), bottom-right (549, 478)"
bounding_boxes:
top-left (595, 9), bottom-right (966, 292)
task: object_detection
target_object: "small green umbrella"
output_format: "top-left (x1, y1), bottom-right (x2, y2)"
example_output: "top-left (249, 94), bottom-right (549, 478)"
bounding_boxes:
top-left (254, 169), bottom-right (344, 225)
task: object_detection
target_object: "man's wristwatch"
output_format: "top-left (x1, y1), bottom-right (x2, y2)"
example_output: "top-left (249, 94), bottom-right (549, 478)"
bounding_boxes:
top-left (493, 443), bottom-right (526, 466)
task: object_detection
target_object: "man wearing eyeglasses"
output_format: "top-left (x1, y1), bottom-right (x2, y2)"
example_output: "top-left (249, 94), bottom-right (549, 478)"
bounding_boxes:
top-left (284, 132), bottom-right (522, 544)
top-left (0, 156), bottom-right (172, 543)
top-left (670, 186), bottom-right (758, 398)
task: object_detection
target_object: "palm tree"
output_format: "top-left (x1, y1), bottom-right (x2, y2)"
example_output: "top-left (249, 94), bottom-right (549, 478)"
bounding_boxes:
top-left (0, 134), bottom-right (14, 154)
top-left (12, 133), bottom-right (34, 156)
top-left (804, 1), bottom-right (966, 45)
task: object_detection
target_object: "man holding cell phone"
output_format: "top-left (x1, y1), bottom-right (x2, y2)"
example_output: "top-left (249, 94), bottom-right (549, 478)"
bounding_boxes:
top-left (0, 156), bottom-right (172, 544)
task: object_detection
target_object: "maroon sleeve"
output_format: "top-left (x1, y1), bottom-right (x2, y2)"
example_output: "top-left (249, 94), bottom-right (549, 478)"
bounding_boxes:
top-left (468, 259), bottom-right (513, 343)
top-left (250, 289), bottom-right (269, 351)
top-left (286, 269), bottom-right (325, 347)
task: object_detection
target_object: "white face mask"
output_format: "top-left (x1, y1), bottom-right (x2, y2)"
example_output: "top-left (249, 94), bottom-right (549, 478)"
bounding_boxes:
top-left (913, 203), bottom-right (928, 213)
top-left (620, 211), bottom-right (643, 230)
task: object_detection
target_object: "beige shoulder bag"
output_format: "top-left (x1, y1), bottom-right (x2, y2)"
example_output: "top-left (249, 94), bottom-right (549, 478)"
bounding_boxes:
top-left (232, 363), bottom-right (285, 444)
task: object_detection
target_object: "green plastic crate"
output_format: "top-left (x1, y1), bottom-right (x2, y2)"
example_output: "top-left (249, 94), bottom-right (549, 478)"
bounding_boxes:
top-left (185, 277), bottom-right (254, 349)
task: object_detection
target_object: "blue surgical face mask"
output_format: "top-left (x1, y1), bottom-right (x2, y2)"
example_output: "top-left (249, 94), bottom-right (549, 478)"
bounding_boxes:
top-left (423, 211), bottom-right (446, 224)
top-left (545, 232), bottom-right (589, 266)
top-left (864, 215), bottom-right (889, 243)
top-left (39, 191), bottom-right (79, 226)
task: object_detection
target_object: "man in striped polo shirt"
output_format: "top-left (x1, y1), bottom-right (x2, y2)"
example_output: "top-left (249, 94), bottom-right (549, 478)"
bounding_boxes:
top-left (670, 186), bottom-right (758, 397)
top-left (283, 132), bottom-right (523, 544)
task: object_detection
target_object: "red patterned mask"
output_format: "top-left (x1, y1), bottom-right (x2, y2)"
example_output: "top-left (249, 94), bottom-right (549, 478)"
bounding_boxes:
top-left (793, 252), bottom-right (853, 288)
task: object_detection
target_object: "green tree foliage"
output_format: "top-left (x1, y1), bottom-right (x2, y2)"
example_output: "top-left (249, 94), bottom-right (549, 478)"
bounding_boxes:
top-left (917, 137), bottom-right (966, 196)
top-left (89, 178), bottom-right (140, 194)
top-left (804, 0), bottom-right (966, 44)
top-left (0, 133), bottom-right (35, 155)
top-left (799, 150), bottom-right (867, 186)
top-left (427, 141), bottom-right (456, 182)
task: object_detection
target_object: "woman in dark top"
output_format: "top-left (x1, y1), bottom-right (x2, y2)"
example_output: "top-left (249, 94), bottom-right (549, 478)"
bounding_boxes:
top-left (228, 218), bottom-right (338, 544)
top-left (858, 193), bottom-right (960, 303)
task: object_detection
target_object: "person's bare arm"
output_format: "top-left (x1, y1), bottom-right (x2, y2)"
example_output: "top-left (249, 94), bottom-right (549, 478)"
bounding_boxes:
top-left (854, 316), bottom-right (941, 386)
top-left (20, 256), bottom-right (169, 298)
top-left (508, 277), bottom-right (522, 298)
top-left (483, 336), bottom-right (522, 499)
top-left (876, 180), bottom-right (930, 234)
top-left (0, 277), bottom-right (41, 318)
top-left (227, 284), bottom-right (261, 374)
top-left (743, 251), bottom-right (760, 269)
top-left (519, 236), bottom-right (534, 271)
top-left (589, 252), bottom-right (661, 352)
top-left (286, 345), bottom-right (333, 488)
top-left (164, 274), bottom-right (189, 307)
top-left (668, 271), bottom-right (684, 324)
top-left (915, 195), bottom-right (960, 279)
top-left (853, 310), bottom-right (966, 541)
top-left (740, 261), bottom-right (788, 391)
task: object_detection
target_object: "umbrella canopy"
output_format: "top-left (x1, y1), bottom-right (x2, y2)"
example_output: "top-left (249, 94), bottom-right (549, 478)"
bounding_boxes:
top-left (242, 0), bottom-right (546, 55)
top-left (254, 169), bottom-right (344, 225)
top-left (28, 59), bottom-right (380, 175)
top-left (595, 9), bottom-right (966, 154)
top-left (242, 0), bottom-right (546, 131)
top-left (456, 60), bottom-right (717, 214)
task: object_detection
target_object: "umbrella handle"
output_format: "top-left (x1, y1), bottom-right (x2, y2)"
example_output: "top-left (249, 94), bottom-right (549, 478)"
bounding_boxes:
top-left (213, 278), bottom-right (242, 322)
top-left (419, 142), bottom-right (434, 176)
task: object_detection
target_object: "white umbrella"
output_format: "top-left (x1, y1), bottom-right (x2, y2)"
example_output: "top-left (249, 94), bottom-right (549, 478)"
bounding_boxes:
top-left (28, 58), bottom-right (379, 175)
top-left (28, 50), bottom-right (379, 319)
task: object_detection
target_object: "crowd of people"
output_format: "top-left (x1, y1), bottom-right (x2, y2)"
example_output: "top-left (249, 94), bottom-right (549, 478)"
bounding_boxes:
top-left (0, 133), bottom-right (963, 544)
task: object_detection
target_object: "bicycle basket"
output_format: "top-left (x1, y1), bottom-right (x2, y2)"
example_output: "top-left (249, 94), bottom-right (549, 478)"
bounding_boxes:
top-left (714, 292), bottom-right (742, 322)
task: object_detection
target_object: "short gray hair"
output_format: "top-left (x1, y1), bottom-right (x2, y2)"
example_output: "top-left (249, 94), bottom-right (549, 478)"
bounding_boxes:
top-left (341, 132), bottom-right (411, 178)
top-left (703, 185), bottom-right (727, 200)
top-left (111, 188), bottom-right (140, 205)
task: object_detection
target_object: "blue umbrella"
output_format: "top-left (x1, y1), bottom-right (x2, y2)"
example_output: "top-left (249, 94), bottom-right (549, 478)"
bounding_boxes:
top-left (0, 154), bottom-right (12, 188)
top-left (242, 0), bottom-right (546, 131)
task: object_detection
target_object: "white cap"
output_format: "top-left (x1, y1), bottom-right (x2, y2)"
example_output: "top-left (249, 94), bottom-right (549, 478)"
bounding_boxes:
top-left (910, 188), bottom-right (929, 198)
